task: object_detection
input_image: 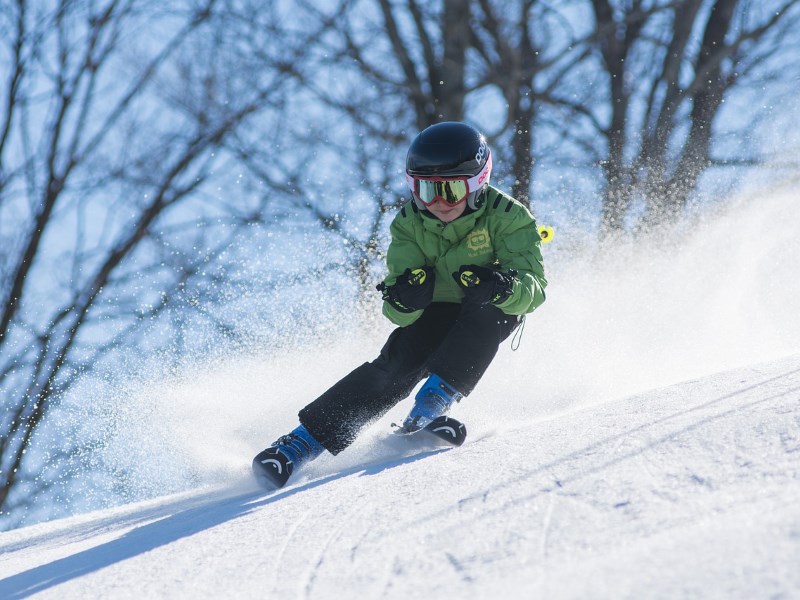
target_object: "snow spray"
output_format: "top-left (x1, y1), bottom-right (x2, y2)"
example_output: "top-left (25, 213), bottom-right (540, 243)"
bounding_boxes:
top-left (35, 185), bottom-right (800, 522)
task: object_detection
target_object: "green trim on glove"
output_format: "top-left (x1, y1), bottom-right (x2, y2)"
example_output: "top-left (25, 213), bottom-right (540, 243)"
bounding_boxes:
top-left (452, 264), bottom-right (516, 305)
top-left (377, 266), bottom-right (436, 313)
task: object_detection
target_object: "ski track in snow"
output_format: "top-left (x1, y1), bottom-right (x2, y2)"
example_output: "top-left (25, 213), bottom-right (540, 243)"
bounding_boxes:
top-left (0, 355), bottom-right (799, 599)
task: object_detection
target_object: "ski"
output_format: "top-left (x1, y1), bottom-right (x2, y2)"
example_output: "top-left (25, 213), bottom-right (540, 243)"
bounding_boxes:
top-left (253, 416), bottom-right (468, 491)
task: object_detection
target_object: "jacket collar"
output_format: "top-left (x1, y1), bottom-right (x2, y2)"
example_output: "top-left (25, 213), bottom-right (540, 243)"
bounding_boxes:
top-left (419, 200), bottom-right (488, 241)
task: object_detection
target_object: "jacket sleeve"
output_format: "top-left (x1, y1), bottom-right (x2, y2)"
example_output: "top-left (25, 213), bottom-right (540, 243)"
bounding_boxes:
top-left (381, 208), bottom-right (428, 326)
top-left (493, 203), bottom-right (547, 315)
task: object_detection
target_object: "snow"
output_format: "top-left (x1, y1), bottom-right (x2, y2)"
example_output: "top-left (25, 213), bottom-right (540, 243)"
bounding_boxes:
top-left (1, 189), bottom-right (799, 597)
top-left (1, 354), bottom-right (798, 598)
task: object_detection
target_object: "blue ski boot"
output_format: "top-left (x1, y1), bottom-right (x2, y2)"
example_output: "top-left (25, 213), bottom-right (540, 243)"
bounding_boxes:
top-left (396, 373), bottom-right (464, 434)
top-left (252, 424), bottom-right (324, 490)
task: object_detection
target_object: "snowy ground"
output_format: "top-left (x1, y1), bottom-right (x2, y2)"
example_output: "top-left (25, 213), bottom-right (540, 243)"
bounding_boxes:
top-left (1, 353), bottom-right (798, 599)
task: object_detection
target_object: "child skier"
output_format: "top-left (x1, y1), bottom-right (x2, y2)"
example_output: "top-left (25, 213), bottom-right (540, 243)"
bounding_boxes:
top-left (253, 121), bottom-right (547, 489)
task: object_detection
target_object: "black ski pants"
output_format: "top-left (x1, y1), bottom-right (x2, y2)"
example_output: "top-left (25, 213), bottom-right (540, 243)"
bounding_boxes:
top-left (298, 302), bottom-right (520, 454)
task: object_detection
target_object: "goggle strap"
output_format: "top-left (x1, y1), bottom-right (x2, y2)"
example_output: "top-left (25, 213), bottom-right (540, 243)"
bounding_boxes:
top-left (465, 152), bottom-right (492, 192)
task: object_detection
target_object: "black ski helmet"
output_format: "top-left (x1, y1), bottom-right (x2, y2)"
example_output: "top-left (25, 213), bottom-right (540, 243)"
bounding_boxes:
top-left (405, 121), bottom-right (492, 211)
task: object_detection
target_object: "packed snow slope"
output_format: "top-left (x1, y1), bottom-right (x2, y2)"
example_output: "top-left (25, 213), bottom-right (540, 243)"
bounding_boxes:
top-left (1, 354), bottom-right (799, 599)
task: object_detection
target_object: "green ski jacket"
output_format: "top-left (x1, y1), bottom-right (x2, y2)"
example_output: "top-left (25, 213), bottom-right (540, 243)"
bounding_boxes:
top-left (381, 186), bottom-right (547, 326)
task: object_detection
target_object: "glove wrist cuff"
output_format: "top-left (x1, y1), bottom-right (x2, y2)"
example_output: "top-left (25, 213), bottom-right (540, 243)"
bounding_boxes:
top-left (490, 286), bottom-right (513, 305)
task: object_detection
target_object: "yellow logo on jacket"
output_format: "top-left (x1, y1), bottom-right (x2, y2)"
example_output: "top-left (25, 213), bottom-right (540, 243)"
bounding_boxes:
top-left (466, 229), bottom-right (491, 255)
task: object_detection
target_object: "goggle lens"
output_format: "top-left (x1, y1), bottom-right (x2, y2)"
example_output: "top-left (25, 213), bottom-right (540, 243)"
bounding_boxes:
top-left (414, 178), bottom-right (469, 206)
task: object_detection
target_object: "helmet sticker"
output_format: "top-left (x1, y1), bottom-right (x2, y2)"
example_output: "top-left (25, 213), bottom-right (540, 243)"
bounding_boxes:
top-left (475, 139), bottom-right (488, 164)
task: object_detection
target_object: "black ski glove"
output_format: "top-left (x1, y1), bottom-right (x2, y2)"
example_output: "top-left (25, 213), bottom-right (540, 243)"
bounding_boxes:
top-left (377, 266), bottom-right (435, 313)
top-left (453, 264), bottom-right (515, 306)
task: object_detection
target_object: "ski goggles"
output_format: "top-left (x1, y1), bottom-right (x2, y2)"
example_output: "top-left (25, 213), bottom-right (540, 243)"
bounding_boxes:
top-left (406, 152), bottom-right (492, 207)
